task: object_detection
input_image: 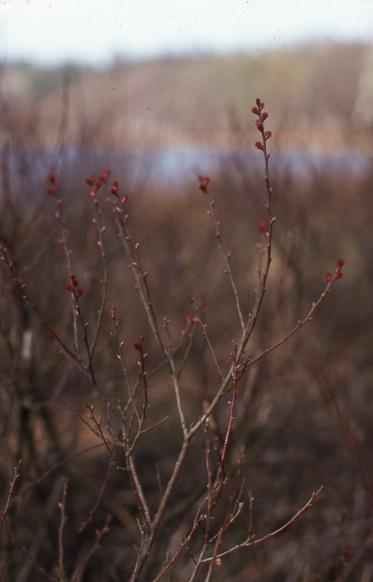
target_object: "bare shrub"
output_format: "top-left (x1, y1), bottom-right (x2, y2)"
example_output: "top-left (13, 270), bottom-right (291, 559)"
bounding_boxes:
top-left (0, 98), bottom-right (348, 581)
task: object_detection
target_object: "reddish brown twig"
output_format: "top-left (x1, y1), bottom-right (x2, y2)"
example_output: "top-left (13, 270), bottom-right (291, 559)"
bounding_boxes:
top-left (71, 515), bottom-right (112, 582)
top-left (200, 486), bottom-right (323, 563)
top-left (0, 460), bottom-right (21, 528)
top-left (57, 478), bottom-right (68, 582)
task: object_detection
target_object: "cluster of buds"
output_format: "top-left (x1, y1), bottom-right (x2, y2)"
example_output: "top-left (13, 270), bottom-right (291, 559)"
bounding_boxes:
top-left (85, 169), bottom-right (111, 197)
top-left (46, 173), bottom-right (60, 197)
top-left (109, 179), bottom-right (129, 205)
top-left (109, 180), bottom-right (119, 195)
top-left (325, 259), bottom-right (345, 282)
top-left (251, 98), bottom-right (272, 150)
top-left (198, 175), bottom-right (210, 194)
top-left (65, 274), bottom-right (84, 298)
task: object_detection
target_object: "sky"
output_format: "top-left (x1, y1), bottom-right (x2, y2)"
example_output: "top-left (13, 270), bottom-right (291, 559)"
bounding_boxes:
top-left (0, 0), bottom-right (373, 64)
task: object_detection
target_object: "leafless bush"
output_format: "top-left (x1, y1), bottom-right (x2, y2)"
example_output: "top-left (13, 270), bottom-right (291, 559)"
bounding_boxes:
top-left (0, 97), bottom-right (351, 582)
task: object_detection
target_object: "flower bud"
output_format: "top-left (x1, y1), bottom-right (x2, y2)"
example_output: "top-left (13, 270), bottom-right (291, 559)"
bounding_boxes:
top-left (258, 220), bottom-right (267, 233)
top-left (256, 120), bottom-right (264, 131)
top-left (198, 175), bottom-right (210, 193)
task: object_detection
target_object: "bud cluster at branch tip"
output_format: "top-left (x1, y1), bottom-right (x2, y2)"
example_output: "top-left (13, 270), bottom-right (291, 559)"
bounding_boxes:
top-left (198, 175), bottom-right (210, 194)
top-left (46, 173), bottom-right (60, 197)
top-left (251, 98), bottom-right (272, 150)
top-left (65, 274), bottom-right (84, 298)
top-left (325, 259), bottom-right (345, 282)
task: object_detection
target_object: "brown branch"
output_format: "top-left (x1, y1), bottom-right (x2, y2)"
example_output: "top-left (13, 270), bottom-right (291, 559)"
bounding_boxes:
top-left (71, 515), bottom-right (111, 582)
top-left (15, 444), bottom-right (104, 502)
top-left (0, 460), bottom-right (21, 528)
top-left (57, 478), bottom-right (68, 582)
top-left (204, 194), bottom-right (245, 331)
top-left (164, 319), bottom-right (188, 437)
top-left (55, 198), bottom-right (79, 355)
top-left (113, 202), bottom-right (165, 355)
top-left (201, 486), bottom-right (323, 562)
top-left (89, 193), bottom-right (109, 358)
top-left (0, 244), bottom-right (91, 380)
top-left (151, 506), bottom-right (203, 582)
top-left (78, 459), bottom-right (114, 533)
top-left (196, 317), bottom-right (224, 381)
top-left (244, 278), bottom-right (335, 369)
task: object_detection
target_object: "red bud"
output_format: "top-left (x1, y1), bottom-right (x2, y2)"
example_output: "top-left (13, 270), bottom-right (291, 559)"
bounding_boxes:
top-left (198, 175), bottom-right (210, 193)
top-left (258, 220), bottom-right (267, 233)
top-left (256, 120), bottom-right (264, 131)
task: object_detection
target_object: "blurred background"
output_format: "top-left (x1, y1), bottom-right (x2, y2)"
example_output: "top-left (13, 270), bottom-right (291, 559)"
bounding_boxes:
top-left (2, 1), bottom-right (373, 580)
top-left (1, 0), bottom-right (373, 184)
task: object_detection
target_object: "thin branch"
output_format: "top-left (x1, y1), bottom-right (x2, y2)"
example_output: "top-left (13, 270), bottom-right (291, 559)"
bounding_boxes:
top-left (78, 459), bottom-right (114, 533)
top-left (196, 318), bottom-right (224, 381)
top-left (0, 244), bottom-right (91, 380)
top-left (15, 444), bottom-right (104, 502)
top-left (164, 319), bottom-right (188, 438)
top-left (113, 199), bottom-right (165, 355)
top-left (204, 194), bottom-right (245, 331)
top-left (57, 478), bottom-right (68, 582)
top-left (0, 460), bottom-right (21, 528)
top-left (201, 486), bottom-right (323, 562)
top-left (244, 278), bottom-right (334, 369)
top-left (71, 515), bottom-right (111, 582)
top-left (89, 192), bottom-right (109, 358)
top-left (55, 198), bottom-right (79, 355)
top-left (150, 506), bottom-right (204, 582)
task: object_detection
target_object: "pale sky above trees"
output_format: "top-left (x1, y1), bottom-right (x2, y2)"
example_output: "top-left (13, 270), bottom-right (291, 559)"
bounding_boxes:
top-left (1, 0), bottom-right (372, 64)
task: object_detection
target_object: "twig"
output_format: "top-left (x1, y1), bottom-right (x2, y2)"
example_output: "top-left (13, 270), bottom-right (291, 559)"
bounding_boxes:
top-left (200, 486), bottom-right (323, 562)
top-left (0, 460), bottom-right (21, 528)
top-left (78, 459), bottom-right (114, 533)
top-left (71, 515), bottom-right (112, 582)
top-left (89, 190), bottom-right (109, 358)
top-left (0, 244), bottom-right (91, 380)
top-left (243, 278), bottom-right (335, 370)
top-left (113, 199), bottom-right (165, 355)
top-left (55, 198), bottom-right (79, 355)
top-left (15, 444), bottom-right (104, 502)
top-left (57, 478), bottom-right (68, 582)
top-left (203, 193), bottom-right (245, 331)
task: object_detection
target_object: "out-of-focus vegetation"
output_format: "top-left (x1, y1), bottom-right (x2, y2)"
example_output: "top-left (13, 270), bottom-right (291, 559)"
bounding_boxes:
top-left (1, 41), bottom-right (373, 581)
top-left (1, 41), bottom-right (373, 149)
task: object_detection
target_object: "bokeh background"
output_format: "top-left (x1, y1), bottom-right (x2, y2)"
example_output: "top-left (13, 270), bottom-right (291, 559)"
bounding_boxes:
top-left (1, 1), bottom-right (373, 580)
